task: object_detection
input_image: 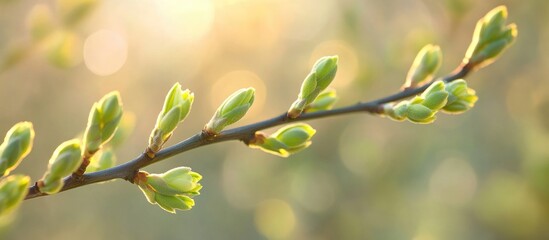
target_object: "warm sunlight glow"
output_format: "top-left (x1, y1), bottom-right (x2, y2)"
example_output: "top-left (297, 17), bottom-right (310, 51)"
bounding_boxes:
top-left (153, 0), bottom-right (215, 43)
top-left (83, 29), bottom-right (127, 76)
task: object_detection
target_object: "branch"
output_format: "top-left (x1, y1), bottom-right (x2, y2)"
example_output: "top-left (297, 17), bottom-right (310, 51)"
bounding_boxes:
top-left (24, 63), bottom-right (472, 200)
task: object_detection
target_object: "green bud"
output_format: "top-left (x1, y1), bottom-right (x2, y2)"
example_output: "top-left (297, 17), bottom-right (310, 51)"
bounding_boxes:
top-left (464, 6), bottom-right (517, 70)
top-left (39, 139), bottom-right (83, 194)
top-left (403, 44), bottom-right (443, 89)
top-left (422, 91), bottom-right (449, 110)
top-left (392, 101), bottom-right (410, 120)
top-left (57, 0), bottom-right (98, 27)
top-left (146, 167), bottom-right (202, 196)
top-left (39, 180), bottom-right (64, 195)
top-left (384, 81), bottom-right (448, 124)
top-left (26, 4), bottom-right (56, 42)
top-left (288, 56), bottom-right (338, 118)
top-left (154, 194), bottom-right (194, 213)
top-left (383, 103), bottom-right (406, 121)
top-left (250, 123), bottom-right (316, 157)
top-left (84, 91), bottom-right (123, 154)
top-left (442, 79), bottom-right (478, 114)
top-left (406, 104), bottom-right (436, 124)
top-left (149, 83), bottom-right (194, 153)
top-left (420, 81), bottom-right (449, 110)
top-left (305, 89), bottom-right (338, 112)
top-left (86, 148), bottom-right (116, 172)
top-left (136, 168), bottom-right (202, 213)
top-left (0, 175), bottom-right (30, 216)
top-left (0, 122), bottom-right (35, 177)
top-left (205, 88), bottom-right (255, 134)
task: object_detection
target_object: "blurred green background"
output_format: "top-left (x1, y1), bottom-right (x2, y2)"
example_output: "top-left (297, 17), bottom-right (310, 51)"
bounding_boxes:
top-left (1, 0), bottom-right (548, 239)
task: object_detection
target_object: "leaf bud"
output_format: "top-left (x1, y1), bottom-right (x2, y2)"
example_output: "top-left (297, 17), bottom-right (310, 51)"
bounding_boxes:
top-left (0, 175), bottom-right (30, 216)
top-left (288, 56), bottom-right (338, 118)
top-left (250, 123), bottom-right (316, 157)
top-left (39, 139), bottom-right (83, 194)
top-left (442, 79), bottom-right (478, 114)
top-left (403, 44), bottom-right (442, 89)
top-left (84, 91), bottom-right (123, 154)
top-left (149, 83), bottom-right (194, 153)
top-left (0, 122), bottom-right (35, 177)
top-left (204, 88), bottom-right (255, 135)
top-left (463, 6), bottom-right (517, 70)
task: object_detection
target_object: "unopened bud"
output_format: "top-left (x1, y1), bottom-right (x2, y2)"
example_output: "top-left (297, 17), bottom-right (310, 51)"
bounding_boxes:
top-left (420, 81), bottom-right (449, 110)
top-left (205, 88), bottom-right (255, 135)
top-left (288, 56), bottom-right (338, 118)
top-left (383, 81), bottom-right (448, 124)
top-left (135, 167), bottom-right (202, 213)
top-left (146, 167), bottom-right (202, 196)
top-left (403, 44), bottom-right (442, 89)
top-left (154, 194), bottom-right (194, 213)
top-left (250, 123), bottom-right (316, 157)
top-left (442, 79), bottom-right (478, 114)
top-left (464, 6), bottom-right (517, 70)
top-left (39, 139), bottom-right (82, 194)
top-left (149, 83), bottom-right (194, 153)
top-left (84, 91), bottom-right (123, 154)
top-left (0, 122), bottom-right (35, 177)
top-left (0, 175), bottom-right (30, 216)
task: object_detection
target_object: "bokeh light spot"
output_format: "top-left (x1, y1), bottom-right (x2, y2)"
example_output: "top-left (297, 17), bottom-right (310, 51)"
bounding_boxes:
top-left (83, 29), bottom-right (128, 76)
top-left (154, 0), bottom-right (214, 43)
top-left (254, 199), bottom-right (296, 239)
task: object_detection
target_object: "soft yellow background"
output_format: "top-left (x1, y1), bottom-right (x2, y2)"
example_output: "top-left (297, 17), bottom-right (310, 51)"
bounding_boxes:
top-left (1, 0), bottom-right (548, 239)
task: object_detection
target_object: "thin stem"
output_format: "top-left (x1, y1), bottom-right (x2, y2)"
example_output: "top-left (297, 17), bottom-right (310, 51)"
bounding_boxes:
top-left (24, 63), bottom-right (472, 200)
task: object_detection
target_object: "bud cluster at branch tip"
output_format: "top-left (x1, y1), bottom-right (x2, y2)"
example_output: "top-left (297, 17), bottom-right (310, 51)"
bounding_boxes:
top-left (0, 122), bottom-right (35, 177)
top-left (464, 5), bottom-right (517, 70)
top-left (38, 139), bottom-right (83, 194)
top-left (442, 80), bottom-right (478, 114)
top-left (204, 88), bottom-right (255, 135)
top-left (249, 123), bottom-right (316, 157)
top-left (135, 167), bottom-right (202, 213)
top-left (83, 91), bottom-right (123, 156)
top-left (0, 175), bottom-right (30, 217)
top-left (148, 83), bottom-right (194, 155)
top-left (288, 56), bottom-right (338, 118)
top-left (403, 44), bottom-right (442, 89)
top-left (383, 81), bottom-right (449, 124)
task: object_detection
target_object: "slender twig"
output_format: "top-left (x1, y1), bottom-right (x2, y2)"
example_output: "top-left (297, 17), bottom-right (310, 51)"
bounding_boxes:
top-left (24, 63), bottom-right (472, 200)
